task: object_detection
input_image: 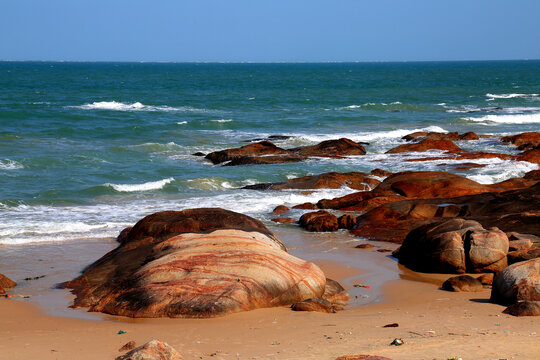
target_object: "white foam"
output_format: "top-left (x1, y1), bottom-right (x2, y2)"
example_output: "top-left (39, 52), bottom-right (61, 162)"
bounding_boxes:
top-left (70, 101), bottom-right (212, 113)
top-left (447, 106), bottom-right (540, 114)
top-left (0, 159), bottom-right (23, 170)
top-left (105, 178), bottom-right (174, 192)
top-left (486, 93), bottom-right (540, 99)
top-left (461, 113), bottom-right (540, 124)
top-left (177, 121), bottom-right (188, 125)
top-left (211, 119), bottom-right (233, 123)
top-left (336, 102), bottom-right (402, 110)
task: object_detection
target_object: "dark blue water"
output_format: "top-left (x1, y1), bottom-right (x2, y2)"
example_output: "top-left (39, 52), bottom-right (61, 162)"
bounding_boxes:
top-left (1, 61), bottom-right (539, 245)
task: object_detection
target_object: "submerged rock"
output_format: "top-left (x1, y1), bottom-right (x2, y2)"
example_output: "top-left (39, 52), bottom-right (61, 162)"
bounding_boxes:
top-left (65, 208), bottom-right (326, 318)
top-left (244, 172), bottom-right (380, 191)
top-left (205, 141), bottom-right (295, 165)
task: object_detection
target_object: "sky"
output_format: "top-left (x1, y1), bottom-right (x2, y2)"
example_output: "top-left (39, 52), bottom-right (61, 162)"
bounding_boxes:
top-left (1, 0), bottom-right (539, 62)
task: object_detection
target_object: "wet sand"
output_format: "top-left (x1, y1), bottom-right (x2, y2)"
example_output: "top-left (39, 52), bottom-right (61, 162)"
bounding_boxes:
top-left (0, 227), bottom-right (539, 359)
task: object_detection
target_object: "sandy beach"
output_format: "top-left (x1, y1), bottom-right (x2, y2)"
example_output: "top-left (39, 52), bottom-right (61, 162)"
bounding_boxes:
top-left (1, 228), bottom-right (538, 360)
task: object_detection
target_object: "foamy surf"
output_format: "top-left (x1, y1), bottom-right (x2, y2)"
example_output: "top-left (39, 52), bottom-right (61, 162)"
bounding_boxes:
top-left (0, 159), bottom-right (23, 170)
top-left (104, 178), bottom-right (175, 192)
top-left (70, 101), bottom-right (213, 113)
top-left (461, 113), bottom-right (540, 124)
top-left (486, 93), bottom-right (540, 99)
top-left (210, 119), bottom-right (233, 123)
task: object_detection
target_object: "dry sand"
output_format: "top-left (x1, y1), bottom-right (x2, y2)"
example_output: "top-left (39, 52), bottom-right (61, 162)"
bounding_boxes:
top-left (0, 229), bottom-right (538, 360)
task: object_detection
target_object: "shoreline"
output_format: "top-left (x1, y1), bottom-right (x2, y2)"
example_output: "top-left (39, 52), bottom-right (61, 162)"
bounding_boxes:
top-left (1, 228), bottom-right (538, 359)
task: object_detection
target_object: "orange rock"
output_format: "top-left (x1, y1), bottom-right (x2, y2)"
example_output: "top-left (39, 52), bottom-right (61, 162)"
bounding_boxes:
top-left (386, 139), bottom-right (462, 154)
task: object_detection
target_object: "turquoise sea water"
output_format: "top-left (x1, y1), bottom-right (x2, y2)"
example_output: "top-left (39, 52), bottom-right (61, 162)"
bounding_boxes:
top-left (1, 61), bottom-right (539, 245)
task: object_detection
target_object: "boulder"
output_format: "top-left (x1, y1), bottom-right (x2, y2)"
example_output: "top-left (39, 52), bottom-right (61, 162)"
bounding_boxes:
top-left (299, 211), bottom-right (339, 232)
top-left (397, 219), bottom-right (509, 274)
top-left (508, 248), bottom-right (540, 264)
top-left (204, 141), bottom-right (294, 165)
top-left (291, 278), bottom-right (350, 313)
top-left (0, 273), bottom-right (16, 290)
top-left (290, 138), bottom-right (367, 157)
top-left (518, 148), bottom-right (540, 164)
top-left (65, 209), bottom-right (326, 318)
top-left (490, 258), bottom-right (540, 305)
top-left (223, 155), bottom-right (305, 166)
top-left (478, 273), bottom-right (494, 285)
top-left (116, 340), bottom-right (182, 360)
top-left (501, 132), bottom-right (540, 150)
top-left (386, 139), bottom-right (462, 154)
top-left (442, 275), bottom-right (483, 292)
top-left (338, 214), bottom-right (357, 230)
top-left (244, 172), bottom-right (380, 191)
top-left (503, 301), bottom-right (540, 316)
top-left (370, 168), bottom-right (393, 177)
top-left (402, 131), bottom-right (479, 142)
top-left (272, 205), bottom-right (290, 215)
top-left (271, 217), bottom-right (296, 224)
top-left (292, 202), bottom-right (318, 210)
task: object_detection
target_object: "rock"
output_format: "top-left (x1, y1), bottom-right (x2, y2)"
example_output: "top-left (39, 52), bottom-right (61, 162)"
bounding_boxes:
top-left (291, 298), bottom-right (334, 313)
top-left (490, 258), bottom-right (540, 305)
top-left (117, 227), bottom-right (132, 244)
top-left (119, 341), bottom-right (137, 352)
top-left (272, 205), bottom-right (290, 215)
top-left (338, 214), bottom-right (357, 230)
top-left (355, 244), bottom-right (374, 249)
top-left (508, 239), bottom-right (533, 252)
top-left (65, 209), bottom-right (326, 318)
top-left (477, 273), bottom-right (494, 285)
top-left (271, 217), bottom-right (296, 224)
top-left (518, 148), bottom-right (540, 164)
top-left (204, 141), bottom-right (294, 165)
top-left (291, 278), bottom-right (350, 313)
top-left (292, 202), bottom-right (319, 210)
top-left (290, 138), bottom-right (366, 157)
top-left (402, 131), bottom-right (479, 142)
top-left (383, 323), bottom-right (399, 328)
top-left (191, 152), bottom-right (205, 157)
top-left (442, 275), bottom-right (483, 292)
top-left (0, 274), bottom-right (16, 289)
top-left (116, 340), bottom-right (182, 360)
top-left (503, 301), bottom-right (540, 316)
top-left (243, 172), bottom-right (380, 191)
top-left (386, 139), bottom-right (463, 154)
top-left (370, 168), bottom-right (392, 177)
top-left (299, 211), bottom-right (339, 232)
top-left (508, 248), bottom-right (540, 264)
top-left (335, 355), bottom-right (393, 360)
top-left (397, 219), bottom-right (508, 274)
top-left (524, 170), bottom-right (540, 180)
top-left (501, 132), bottom-right (540, 150)
top-left (223, 155), bottom-right (305, 166)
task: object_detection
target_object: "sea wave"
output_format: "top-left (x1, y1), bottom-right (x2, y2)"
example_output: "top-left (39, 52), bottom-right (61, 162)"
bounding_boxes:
top-left (211, 119), bottom-right (233, 123)
top-left (486, 93), bottom-right (540, 99)
top-left (336, 102), bottom-right (402, 110)
top-left (461, 113), bottom-right (540, 124)
top-left (104, 178), bottom-right (175, 192)
top-left (185, 177), bottom-right (257, 191)
top-left (0, 159), bottom-right (24, 170)
top-left (446, 106), bottom-right (540, 114)
top-left (70, 101), bottom-right (212, 113)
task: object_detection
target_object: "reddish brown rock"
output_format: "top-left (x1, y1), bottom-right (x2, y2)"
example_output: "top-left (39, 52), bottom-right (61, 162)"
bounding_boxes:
top-left (478, 273), bottom-right (494, 285)
top-left (338, 214), bottom-right (357, 230)
top-left (272, 205), bottom-right (290, 215)
top-left (299, 211), bottom-right (339, 232)
top-left (205, 141), bottom-right (295, 165)
top-left (291, 278), bottom-right (351, 313)
top-left (442, 275), bottom-right (483, 292)
top-left (518, 148), bottom-right (540, 164)
top-left (291, 297), bottom-right (334, 313)
top-left (402, 131), bottom-right (479, 142)
top-left (355, 244), bottom-right (374, 249)
top-left (524, 170), bottom-right (540, 180)
top-left (396, 219), bottom-right (508, 274)
top-left (503, 301), bottom-right (540, 316)
top-left (491, 258), bottom-right (540, 305)
top-left (119, 341), bottom-right (137, 352)
top-left (223, 155), bottom-right (305, 166)
top-left (244, 172), bottom-right (380, 191)
top-left (502, 132), bottom-right (540, 150)
top-left (0, 273), bottom-right (16, 294)
top-left (116, 340), bottom-right (182, 360)
top-left (292, 202), bottom-right (319, 210)
top-left (65, 209), bottom-right (326, 318)
top-left (508, 238), bottom-right (533, 252)
top-left (290, 138), bottom-right (367, 157)
top-left (508, 248), bottom-right (540, 264)
top-left (271, 217), bottom-right (296, 224)
top-left (335, 355), bottom-right (393, 360)
top-left (386, 139), bottom-right (463, 154)
top-left (370, 168), bottom-right (393, 177)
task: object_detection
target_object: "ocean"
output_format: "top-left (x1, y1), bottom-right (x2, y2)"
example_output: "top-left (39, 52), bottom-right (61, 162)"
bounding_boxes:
top-left (1, 61), bottom-right (539, 247)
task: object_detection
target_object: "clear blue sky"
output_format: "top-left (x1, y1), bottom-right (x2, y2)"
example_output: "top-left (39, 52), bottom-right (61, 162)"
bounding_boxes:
top-left (1, 0), bottom-right (539, 62)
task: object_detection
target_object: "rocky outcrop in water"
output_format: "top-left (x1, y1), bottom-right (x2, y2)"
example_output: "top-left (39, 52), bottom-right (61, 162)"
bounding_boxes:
top-left (299, 210), bottom-right (339, 232)
top-left (402, 131), bottom-right (480, 142)
top-left (386, 139), bottom-right (463, 154)
top-left (501, 132), bottom-right (540, 151)
top-left (204, 138), bottom-right (367, 166)
top-left (65, 208), bottom-right (335, 318)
